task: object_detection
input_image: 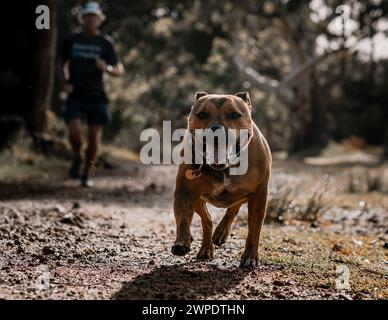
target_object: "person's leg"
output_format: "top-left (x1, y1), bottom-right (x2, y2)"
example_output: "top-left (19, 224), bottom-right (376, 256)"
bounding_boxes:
top-left (68, 119), bottom-right (83, 158)
top-left (81, 125), bottom-right (102, 187)
top-left (80, 101), bottom-right (110, 187)
top-left (68, 118), bottom-right (83, 178)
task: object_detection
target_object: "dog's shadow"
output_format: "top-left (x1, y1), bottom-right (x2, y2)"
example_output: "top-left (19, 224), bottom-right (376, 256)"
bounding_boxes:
top-left (112, 263), bottom-right (249, 300)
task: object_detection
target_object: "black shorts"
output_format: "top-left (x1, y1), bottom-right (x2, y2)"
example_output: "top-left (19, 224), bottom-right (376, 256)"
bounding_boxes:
top-left (64, 99), bottom-right (112, 125)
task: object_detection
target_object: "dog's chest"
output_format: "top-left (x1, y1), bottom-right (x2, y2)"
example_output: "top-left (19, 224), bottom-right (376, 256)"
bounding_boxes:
top-left (201, 174), bottom-right (245, 208)
top-left (210, 175), bottom-right (238, 194)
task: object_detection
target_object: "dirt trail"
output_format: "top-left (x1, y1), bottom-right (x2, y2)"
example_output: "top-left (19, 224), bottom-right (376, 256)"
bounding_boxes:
top-left (0, 160), bottom-right (387, 299)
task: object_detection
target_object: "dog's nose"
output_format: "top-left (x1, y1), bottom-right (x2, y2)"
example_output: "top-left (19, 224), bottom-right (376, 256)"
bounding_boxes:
top-left (209, 124), bottom-right (224, 132)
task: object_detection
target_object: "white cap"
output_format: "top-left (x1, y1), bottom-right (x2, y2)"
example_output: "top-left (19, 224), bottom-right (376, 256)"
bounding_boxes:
top-left (80, 2), bottom-right (105, 20)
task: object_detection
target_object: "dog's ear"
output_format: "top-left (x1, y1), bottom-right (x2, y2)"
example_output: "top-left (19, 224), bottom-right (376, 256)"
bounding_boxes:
top-left (235, 92), bottom-right (251, 106)
top-left (195, 92), bottom-right (209, 101)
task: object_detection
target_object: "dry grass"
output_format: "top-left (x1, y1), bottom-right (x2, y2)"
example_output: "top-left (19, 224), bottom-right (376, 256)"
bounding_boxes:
top-left (301, 180), bottom-right (330, 222)
top-left (347, 167), bottom-right (387, 193)
top-left (266, 182), bottom-right (328, 223)
top-left (258, 227), bottom-right (388, 299)
top-left (0, 139), bottom-right (139, 179)
top-left (0, 136), bottom-right (68, 179)
top-left (267, 187), bottom-right (295, 223)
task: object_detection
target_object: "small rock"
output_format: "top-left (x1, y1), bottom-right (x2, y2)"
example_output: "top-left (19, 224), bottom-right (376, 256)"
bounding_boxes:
top-left (42, 246), bottom-right (55, 255)
top-left (383, 242), bottom-right (388, 249)
top-left (82, 247), bottom-right (95, 255)
top-left (274, 291), bottom-right (286, 299)
top-left (60, 212), bottom-right (84, 228)
top-left (72, 202), bottom-right (81, 209)
top-left (67, 291), bottom-right (75, 296)
top-left (53, 205), bottom-right (66, 214)
top-left (339, 293), bottom-right (353, 300)
top-left (273, 280), bottom-right (286, 286)
top-left (310, 221), bottom-right (319, 228)
top-left (332, 243), bottom-right (343, 252)
top-left (368, 215), bottom-right (379, 224)
top-left (61, 212), bottom-right (74, 224)
top-left (283, 238), bottom-right (297, 245)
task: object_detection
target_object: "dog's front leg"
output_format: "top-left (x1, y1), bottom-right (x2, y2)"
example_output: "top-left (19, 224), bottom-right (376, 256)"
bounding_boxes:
top-left (194, 200), bottom-right (214, 260)
top-left (240, 188), bottom-right (268, 268)
top-left (171, 191), bottom-right (195, 256)
top-left (213, 202), bottom-right (242, 246)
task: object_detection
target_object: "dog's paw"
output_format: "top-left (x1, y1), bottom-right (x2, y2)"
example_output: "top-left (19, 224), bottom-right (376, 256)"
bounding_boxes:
top-left (196, 245), bottom-right (214, 260)
top-left (212, 225), bottom-right (228, 246)
top-left (239, 252), bottom-right (259, 268)
top-left (171, 243), bottom-right (191, 256)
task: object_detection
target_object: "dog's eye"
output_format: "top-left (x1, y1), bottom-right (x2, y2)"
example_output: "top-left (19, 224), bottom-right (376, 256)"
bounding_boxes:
top-left (196, 111), bottom-right (209, 119)
top-left (228, 112), bottom-right (242, 119)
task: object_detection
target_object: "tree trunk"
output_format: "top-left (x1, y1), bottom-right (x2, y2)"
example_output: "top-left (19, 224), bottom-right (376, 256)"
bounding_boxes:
top-left (280, 7), bottom-right (323, 152)
top-left (0, 1), bottom-right (57, 149)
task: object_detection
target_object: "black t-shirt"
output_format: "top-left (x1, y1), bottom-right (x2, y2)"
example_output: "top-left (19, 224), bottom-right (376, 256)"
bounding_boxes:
top-left (61, 32), bottom-right (119, 103)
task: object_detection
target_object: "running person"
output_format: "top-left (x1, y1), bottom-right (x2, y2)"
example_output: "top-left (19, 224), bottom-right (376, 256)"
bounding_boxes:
top-left (60, 2), bottom-right (124, 187)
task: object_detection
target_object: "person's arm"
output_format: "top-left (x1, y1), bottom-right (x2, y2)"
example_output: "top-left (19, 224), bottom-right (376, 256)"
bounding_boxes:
top-left (97, 36), bottom-right (124, 77)
top-left (59, 37), bottom-right (74, 94)
top-left (96, 59), bottom-right (124, 77)
top-left (106, 62), bottom-right (124, 77)
top-left (61, 61), bottom-right (74, 94)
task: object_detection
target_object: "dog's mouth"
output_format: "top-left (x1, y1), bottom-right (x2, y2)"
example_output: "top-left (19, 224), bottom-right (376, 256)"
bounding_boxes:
top-left (207, 136), bottom-right (237, 169)
top-left (190, 128), bottom-right (251, 170)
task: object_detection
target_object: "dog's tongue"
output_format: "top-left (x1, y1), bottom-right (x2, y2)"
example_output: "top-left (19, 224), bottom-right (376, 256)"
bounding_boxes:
top-left (212, 145), bottom-right (228, 165)
top-left (214, 146), bottom-right (219, 164)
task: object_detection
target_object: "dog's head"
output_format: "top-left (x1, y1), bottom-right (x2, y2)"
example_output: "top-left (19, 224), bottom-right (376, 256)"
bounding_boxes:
top-left (187, 92), bottom-right (253, 170)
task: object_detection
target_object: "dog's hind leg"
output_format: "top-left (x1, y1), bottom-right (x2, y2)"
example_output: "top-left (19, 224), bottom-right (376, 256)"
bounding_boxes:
top-left (212, 203), bottom-right (242, 246)
top-left (240, 188), bottom-right (268, 268)
top-left (194, 200), bottom-right (214, 260)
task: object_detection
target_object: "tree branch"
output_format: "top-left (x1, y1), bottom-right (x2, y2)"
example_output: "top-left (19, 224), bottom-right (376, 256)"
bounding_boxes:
top-left (232, 38), bottom-right (294, 103)
top-left (281, 47), bottom-right (348, 86)
top-left (232, 53), bottom-right (279, 92)
top-left (281, 32), bottom-right (367, 87)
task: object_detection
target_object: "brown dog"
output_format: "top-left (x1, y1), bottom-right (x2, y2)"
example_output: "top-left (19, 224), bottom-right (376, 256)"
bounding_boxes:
top-left (172, 91), bottom-right (271, 267)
